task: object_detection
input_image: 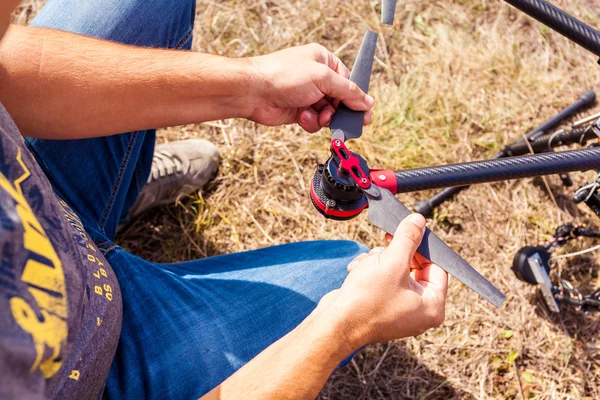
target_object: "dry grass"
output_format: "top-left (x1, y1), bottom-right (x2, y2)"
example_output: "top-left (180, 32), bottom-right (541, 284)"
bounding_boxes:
top-left (14, 0), bottom-right (600, 398)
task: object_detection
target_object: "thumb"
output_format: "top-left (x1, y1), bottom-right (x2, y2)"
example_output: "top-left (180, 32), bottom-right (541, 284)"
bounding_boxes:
top-left (380, 214), bottom-right (426, 271)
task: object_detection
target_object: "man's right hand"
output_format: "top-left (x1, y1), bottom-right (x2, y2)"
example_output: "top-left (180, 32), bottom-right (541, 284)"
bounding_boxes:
top-left (247, 43), bottom-right (374, 133)
top-left (322, 214), bottom-right (449, 351)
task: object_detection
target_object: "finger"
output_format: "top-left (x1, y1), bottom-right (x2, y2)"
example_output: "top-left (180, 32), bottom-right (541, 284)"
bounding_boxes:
top-left (314, 67), bottom-right (374, 111)
top-left (415, 263), bottom-right (449, 298)
top-left (311, 98), bottom-right (331, 113)
top-left (298, 108), bottom-right (322, 133)
top-left (369, 247), bottom-right (386, 255)
top-left (333, 55), bottom-right (351, 79)
top-left (363, 110), bottom-right (372, 126)
top-left (321, 49), bottom-right (351, 79)
top-left (380, 213), bottom-right (426, 271)
top-left (318, 104), bottom-right (336, 127)
top-left (385, 233), bottom-right (393, 244)
top-left (410, 252), bottom-right (432, 271)
top-left (347, 252), bottom-right (370, 272)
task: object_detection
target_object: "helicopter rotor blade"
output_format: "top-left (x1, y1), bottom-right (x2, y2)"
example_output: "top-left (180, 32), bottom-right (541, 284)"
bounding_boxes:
top-left (364, 185), bottom-right (507, 308)
top-left (382, 0), bottom-right (397, 25)
top-left (330, 30), bottom-right (378, 142)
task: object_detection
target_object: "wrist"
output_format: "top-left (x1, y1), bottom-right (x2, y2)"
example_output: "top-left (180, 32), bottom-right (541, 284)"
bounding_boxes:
top-left (187, 53), bottom-right (259, 120)
top-left (244, 55), bottom-right (274, 120)
top-left (309, 293), bottom-right (366, 357)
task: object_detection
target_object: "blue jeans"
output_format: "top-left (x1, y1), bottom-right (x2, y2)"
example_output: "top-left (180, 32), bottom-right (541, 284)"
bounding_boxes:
top-left (27, 1), bottom-right (367, 399)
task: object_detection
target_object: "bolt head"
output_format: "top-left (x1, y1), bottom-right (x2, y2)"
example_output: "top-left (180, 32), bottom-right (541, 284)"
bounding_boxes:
top-left (378, 174), bottom-right (386, 181)
top-left (325, 199), bottom-right (337, 209)
top-left (334, 140), bottom-right (342, 147)
top-left (361, 178), bottom-right (368, 184)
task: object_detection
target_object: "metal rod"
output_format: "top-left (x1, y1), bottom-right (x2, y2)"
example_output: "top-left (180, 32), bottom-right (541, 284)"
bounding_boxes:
top-left (413, 91), bottom-right (596, 215)
top-left (573, 111), bottom-right (600, 127)
top-left (397, 147), bottom-right (600, 194)
top-left (503, 0), bottom-right (600, 58)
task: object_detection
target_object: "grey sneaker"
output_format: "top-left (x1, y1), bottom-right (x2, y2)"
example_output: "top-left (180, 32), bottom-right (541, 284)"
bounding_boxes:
top-left (129, 139), bottom-right (220, 217)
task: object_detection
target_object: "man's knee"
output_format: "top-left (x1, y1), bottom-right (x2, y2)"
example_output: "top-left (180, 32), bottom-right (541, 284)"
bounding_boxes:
top-left (30, 0), bottom-right (196, 49)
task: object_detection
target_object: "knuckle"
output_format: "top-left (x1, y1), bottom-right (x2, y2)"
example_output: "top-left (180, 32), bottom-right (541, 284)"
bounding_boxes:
top-left (308, 43), bottom-right (326, 57)
top-left (348, 81), bottom-right (361, 95)
top-left (403, 228), bottom-right (422, 248)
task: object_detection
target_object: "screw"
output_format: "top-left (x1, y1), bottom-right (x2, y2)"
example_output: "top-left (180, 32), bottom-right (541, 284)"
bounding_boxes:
top-left (334, 140), bottom-right (342, 147)
top-left (361, 178), bottom-right (368, 184)
top-left (326, 199), bottom-right (337, 209)
top-left (378, 174), bottom-right (386, 181)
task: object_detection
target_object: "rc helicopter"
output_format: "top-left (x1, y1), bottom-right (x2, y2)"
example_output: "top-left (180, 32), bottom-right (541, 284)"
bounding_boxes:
top-left (309, 0), bottom-right (600, 308)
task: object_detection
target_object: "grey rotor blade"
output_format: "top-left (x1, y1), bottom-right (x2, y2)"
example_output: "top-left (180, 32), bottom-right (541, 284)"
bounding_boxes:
top-left (382, 0), bottom-right (397, 25)
top-left (364, 185), bottom-right (507, 308)
top-left (330, 30), bottom-right (378, 142)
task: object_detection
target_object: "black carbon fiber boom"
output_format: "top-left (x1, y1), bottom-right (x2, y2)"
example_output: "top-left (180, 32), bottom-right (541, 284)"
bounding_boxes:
top-left (396, 147), bottom-right (600, 194)
top-left (504, 0), bottom-right (600, 57)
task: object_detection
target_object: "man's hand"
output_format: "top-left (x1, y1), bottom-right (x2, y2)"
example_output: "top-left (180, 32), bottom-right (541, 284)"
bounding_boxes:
top-left (202, 214), bottom-right (446, 400)
top-left (248, 44), bottom-right (374, 133)
top-left (324, 214), bottom-right (448, 351)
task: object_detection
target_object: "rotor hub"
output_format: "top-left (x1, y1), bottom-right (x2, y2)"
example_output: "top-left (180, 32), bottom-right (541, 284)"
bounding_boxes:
top-left (310, 156), bottom-right (368, 220)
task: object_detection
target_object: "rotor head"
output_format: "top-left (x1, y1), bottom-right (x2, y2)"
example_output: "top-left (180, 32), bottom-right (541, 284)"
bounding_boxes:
top-left (310, 156), bottom-right (368, 220)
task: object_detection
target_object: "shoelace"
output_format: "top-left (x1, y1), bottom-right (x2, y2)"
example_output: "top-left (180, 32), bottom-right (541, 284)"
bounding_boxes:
top-left (149, 151), bottom-right (187, 183)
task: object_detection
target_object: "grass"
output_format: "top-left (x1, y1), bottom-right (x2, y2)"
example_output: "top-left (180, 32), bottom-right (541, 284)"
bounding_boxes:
top-left (14, 0), bottom-right (600, 398)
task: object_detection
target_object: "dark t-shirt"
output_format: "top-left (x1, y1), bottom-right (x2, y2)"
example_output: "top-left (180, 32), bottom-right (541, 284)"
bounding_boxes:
top-left (0, 104), bottom-right (122, 400)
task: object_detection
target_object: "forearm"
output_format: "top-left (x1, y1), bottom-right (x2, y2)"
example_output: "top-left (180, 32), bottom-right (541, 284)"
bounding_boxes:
top-left (202, 302), bottom-right (354, 400)
top-left (0, 25), bottom-right (259, 138)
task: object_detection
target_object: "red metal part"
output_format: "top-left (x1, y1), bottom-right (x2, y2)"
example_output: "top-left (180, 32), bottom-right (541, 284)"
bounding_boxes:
top-left (309, 180), bottom-right (367, 218)
top-left (370, 169), bottom-right (397, 194)
top-left (330, 139), bottom-right (371, 189)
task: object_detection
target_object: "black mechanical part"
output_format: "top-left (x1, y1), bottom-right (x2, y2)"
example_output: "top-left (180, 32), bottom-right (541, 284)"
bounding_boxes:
top-left (322, 154), bottom-right (368, 202)
top-left (505, 126), bottom-right (596, 156)
top-left (413, 91), bottom-right (596, 215)
top-left (512, 246), bottom-right (551, 285)
top-left (382, 0), bottom-right (397, 25)
top-left (396, 147), bottom-right (600, 194)
top-left (364, 185), bottom-right (507, 307)
top-left (413, 186), bottom-right (463, 216)
top-left (517, 90), bottom-right (596, 143)
top-left (310, 163), bottom-right (367, 221)
top-left (329, 30), bottom-right (378, 142)
top-left (584, 191), bottom-right (600, 218)
top-left (503, 0), bottom-right (600, 58)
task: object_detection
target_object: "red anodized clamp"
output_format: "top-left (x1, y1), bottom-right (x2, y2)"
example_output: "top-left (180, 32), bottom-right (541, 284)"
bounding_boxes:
top-left (330, 139), bottom-right (398, 194)
top-left (329, 139), bottom-right (371, 189)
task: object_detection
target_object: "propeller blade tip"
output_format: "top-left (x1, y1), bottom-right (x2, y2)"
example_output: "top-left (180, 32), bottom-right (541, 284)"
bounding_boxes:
top-left (381, 0), bottom-right (397, 25)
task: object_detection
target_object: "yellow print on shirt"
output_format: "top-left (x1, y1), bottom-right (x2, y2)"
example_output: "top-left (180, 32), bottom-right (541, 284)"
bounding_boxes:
top-left (3, 149), bottom-right (68, 379)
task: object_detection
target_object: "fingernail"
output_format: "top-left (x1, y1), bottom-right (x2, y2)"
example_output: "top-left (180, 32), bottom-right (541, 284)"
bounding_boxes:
top-left (347, 261), bottom-right (357, 271)
top-left (301, 111), bottom-right (312, 124)
top-left (408, 213), bottom-right (426, 229)
top-left (364, 95), bottom-right (374, 107)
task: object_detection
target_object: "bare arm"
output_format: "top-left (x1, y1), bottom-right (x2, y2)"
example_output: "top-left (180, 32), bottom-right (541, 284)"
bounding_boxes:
top-left (0, 25), bottom-right (373, 138)
top-left (202, 214), bottom-right (449, 400)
